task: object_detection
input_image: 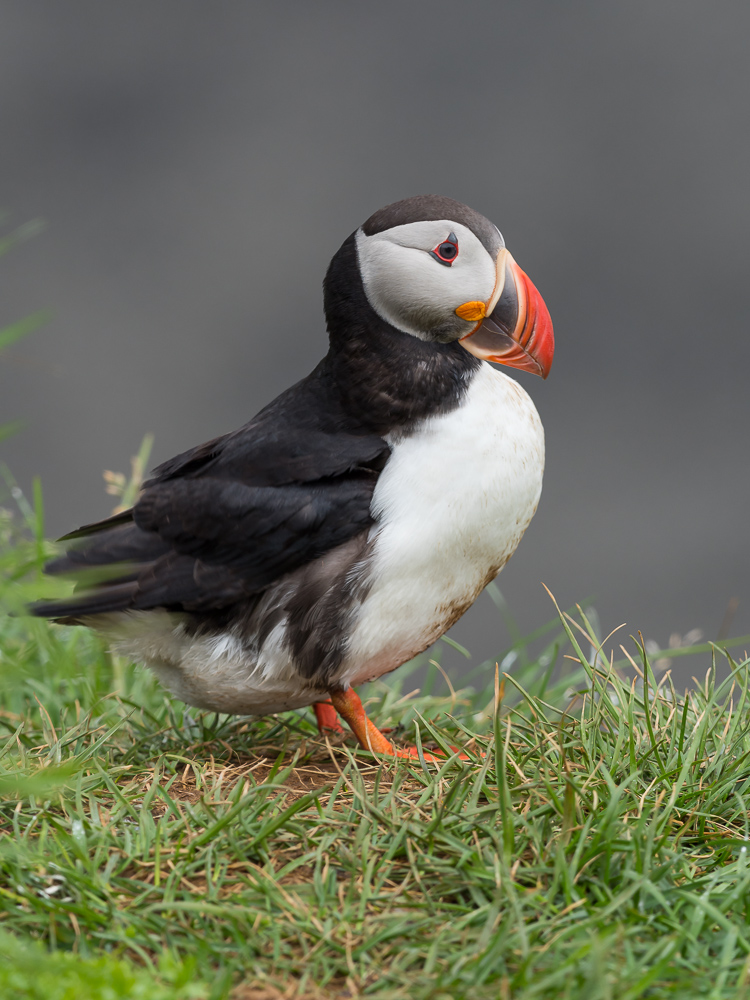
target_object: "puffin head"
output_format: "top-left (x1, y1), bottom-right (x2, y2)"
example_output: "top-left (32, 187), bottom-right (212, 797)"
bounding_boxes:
top-left (353, 194), bottom-right (554, 378)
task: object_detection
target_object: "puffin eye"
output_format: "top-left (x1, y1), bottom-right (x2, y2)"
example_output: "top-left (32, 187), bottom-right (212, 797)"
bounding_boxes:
top-left (429, 232), bottom-right (459, 267)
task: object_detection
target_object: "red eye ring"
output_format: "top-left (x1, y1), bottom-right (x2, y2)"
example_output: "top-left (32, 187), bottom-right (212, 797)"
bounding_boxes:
top-left (429, 232), bottom-right (459, 267)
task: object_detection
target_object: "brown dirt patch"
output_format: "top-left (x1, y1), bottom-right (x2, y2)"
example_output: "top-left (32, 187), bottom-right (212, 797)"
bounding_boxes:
top-left (139, 742), bottom-right (399, 820)
top-left (231, 978), bottom-right (356, 999)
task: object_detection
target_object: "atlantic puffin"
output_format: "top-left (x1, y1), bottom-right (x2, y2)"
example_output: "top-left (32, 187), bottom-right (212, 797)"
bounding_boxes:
top-left (32, 195), bottom-right (554, 758)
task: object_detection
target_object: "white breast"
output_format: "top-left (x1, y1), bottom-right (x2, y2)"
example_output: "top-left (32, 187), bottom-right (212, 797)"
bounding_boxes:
top-left (340, 362), bottom-right (544, 687)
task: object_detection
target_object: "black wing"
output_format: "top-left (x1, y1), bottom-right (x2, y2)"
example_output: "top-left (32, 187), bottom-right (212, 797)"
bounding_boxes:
top-left (31, 369), bottom-right (391, 619)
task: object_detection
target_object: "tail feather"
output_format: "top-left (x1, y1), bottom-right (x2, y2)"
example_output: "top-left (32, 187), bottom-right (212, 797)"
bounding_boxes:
top-left (29, 581), bottom-right (139, 622)
top-left (31, 509), bottom-right (169, 621)
top-left (59, 508), bottom-right (134, 541)
top-left (45, 522), bottom-right (169, 576)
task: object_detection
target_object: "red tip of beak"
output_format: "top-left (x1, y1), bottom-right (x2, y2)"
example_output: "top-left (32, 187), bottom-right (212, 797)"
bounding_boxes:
top-left (513, 264), bottom-right (555, 379)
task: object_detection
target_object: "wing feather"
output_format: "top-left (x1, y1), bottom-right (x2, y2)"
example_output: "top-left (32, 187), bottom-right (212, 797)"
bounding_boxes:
top-left (32, 370), bottom-right (391, 621)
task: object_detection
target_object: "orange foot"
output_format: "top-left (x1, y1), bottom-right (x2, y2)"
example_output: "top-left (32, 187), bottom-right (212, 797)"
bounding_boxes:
top-left (312, 699), bottom-right (345, 735)
top-left (327, 687), bottom-right (472, 762)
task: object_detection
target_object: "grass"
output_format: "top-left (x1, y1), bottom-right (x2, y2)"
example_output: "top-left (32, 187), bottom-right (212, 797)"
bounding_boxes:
top-left (4, 488), bottom-right (750, 998)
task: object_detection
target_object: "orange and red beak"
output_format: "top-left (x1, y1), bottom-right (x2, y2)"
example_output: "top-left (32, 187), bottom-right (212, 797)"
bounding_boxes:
top-left (457, 249), bottom-right (554, 379)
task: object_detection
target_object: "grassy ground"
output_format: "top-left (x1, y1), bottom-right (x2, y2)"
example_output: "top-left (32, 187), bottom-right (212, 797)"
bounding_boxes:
top-left (3, 491), bottom-right (750, 998)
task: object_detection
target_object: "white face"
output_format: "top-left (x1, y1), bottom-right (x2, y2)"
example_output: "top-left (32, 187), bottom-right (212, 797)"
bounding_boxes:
top-left (355, 220), bottom-right (498, 343)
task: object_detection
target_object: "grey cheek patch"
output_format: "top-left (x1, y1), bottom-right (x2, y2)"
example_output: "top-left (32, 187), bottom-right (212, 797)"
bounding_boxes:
top-left (355, 224), bottom-right (495, 342)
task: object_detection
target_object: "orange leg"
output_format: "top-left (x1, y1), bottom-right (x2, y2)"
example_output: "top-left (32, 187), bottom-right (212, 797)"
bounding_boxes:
top-left (328, 687), bottom-right (451, 761)
top-left (312, 699), bottom-right (345, 735)
top-left (328, 687), bottom-right (399, 754)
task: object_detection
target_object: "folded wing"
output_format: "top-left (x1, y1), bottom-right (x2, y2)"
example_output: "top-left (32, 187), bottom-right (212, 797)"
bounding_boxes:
top-left (32, 374), bottom-right (390, 620)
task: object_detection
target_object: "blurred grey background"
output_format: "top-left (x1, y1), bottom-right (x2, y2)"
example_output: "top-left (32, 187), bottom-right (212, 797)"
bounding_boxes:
top-left (2, 1), bottom-right (749, 682)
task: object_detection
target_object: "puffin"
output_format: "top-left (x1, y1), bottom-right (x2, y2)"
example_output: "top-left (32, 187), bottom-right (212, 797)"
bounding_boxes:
top-left (32, 195), bottom-right (554, 759)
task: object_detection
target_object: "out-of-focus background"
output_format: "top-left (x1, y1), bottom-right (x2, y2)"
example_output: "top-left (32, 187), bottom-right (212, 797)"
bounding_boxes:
top-left (2, 2), bottom-right (749, 680)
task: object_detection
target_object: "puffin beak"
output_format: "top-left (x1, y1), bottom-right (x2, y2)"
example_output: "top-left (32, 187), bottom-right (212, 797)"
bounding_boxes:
top-left (457, 249), bottom-right (554, 378)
